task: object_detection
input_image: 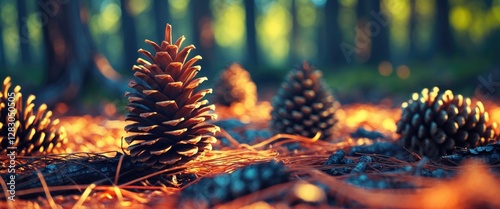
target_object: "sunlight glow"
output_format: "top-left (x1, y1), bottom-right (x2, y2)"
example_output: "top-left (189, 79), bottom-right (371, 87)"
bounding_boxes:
top-left (378, 61), bottom-right (393, 77)
top-left (256, 1), bottom-right (292, 66)
top-left (212, 1), bottom-right (246, 48)
top-left (450, 6), bottom-right (471, 30)
top-left (127, 0), bottom-right (151, 16)
top-left (100, 3), bottom-right (121, 32)
top-left (384, 0), bottom-right (410, 50)
top-left (396, 65), bottom-right (410, 80)
top-left (297, 0), bottom-right (316, 27)
top-left (169, 0), bottom-right (190, 19)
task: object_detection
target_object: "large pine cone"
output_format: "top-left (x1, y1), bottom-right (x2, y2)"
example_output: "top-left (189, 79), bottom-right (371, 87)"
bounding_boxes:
top-left (213, 63), bottom-right (257, 109)
top-left (0, 77), bottom-right (67, 155)
top-left (179, 161), bottom-right (289, 208)
top-left (396, 87), bottom-right (498, 159)
top-left (124, 24), bottom-right (219, 169)
top-left (270, 62), bottom-right (340, 140)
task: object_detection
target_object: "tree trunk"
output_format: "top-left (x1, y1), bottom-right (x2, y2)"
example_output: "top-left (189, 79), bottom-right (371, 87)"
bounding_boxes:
top-left (434, 0), bottom-right (454, 56)
top-left (0, 20), bottom-right (5, 66)
top-left (190, 0), bottom-right (214, 77)
top-left (290, 0), bottom-right (298, 64)
top-left (39, 0), bottom-right (88, 105)
top-left (154, 0), bottom-right (170, 42)
top-left (354, 0), bottom-right (370, 63)
top-left (323, 0), bottom-right (344, 66)
top-left (408, 0), bottom-right (418, 58)
top-left (244, 0), bottom-right (258, 69)
top-left (120, 0), bottom-right (139, 72)
top-left (38, 0), bottom-right (125, 107)
top-left (17, 0), bottom-right (31, 63)
top-left (368, 0), bottom-right (389, 64)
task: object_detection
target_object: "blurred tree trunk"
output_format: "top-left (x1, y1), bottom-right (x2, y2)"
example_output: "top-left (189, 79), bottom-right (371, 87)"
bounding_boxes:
top-left (290, 0), bottom-right (298, 64)
top-left (17, 0), bottom-right (31, 63)
top-left (190, 0), bottom-right (214, 76)
top-left (322, 0), bottom-right (343, 66)
top-left (434, 0), bottom-right (454, 56)
top-left (368, 0), bottom-right (389, 64)
top-left (355, 0), bottom-right (389, 64)
top-left (0, 22), bottom-right (4, 66)
top-left (120, 0), bottom-right (138, 71)
top-left (355, 0), bottom-right (371, 63)
top-left (38, 0), bottom-right (124, 106)
top-left (154, 0), bottom-right (169, 42)
top-left (244, 0), bottom-right (258, 69)
top-left (409, 0), bottom-right (418, 58)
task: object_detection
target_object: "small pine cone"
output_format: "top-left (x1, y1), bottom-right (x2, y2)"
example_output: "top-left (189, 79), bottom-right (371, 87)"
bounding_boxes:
top-left (179, 161), bottom-right (289, 208)
top-left (396, 87), bottom-right (498, 159)
top-left (0, 77), bottom-right (68, 155)
top-left (124, 24), bottom-right (219, 169)
top-left (213, 63), bottom-right (257, 109)
top-left (270, 62), bottom-right (340, 140)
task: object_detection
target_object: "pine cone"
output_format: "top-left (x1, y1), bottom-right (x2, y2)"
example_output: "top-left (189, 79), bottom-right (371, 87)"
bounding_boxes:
top-left (0, 77), bottom-right (68, 155)
top-left (213, 63), bottom-right (257, 109)
top-left (179, 161), bottom-right (289, 208)
top-left (270, 62), bottom-right (340, 140)
top-left (396, 87), bottom-right (498, 159)
top-left (124, 24), bottom-right (219, 169)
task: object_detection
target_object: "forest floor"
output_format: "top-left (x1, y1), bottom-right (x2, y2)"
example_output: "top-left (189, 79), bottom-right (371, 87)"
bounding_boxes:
top-left (1, 102), bottom-right (500, 208)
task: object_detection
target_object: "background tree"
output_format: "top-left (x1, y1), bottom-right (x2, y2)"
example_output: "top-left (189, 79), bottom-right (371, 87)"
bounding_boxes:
top-left (37, 0), bottom-right (123, 107)
top-left (154, 0), bottom-right (169, 42)
top-left (290, 0), bottom-right (298, 64)
top-left (434, 0), bottom-right (454, 56)
top-left (408, 0), bottom-right (418, 59)
top-left (17, 0), bottom-right (31, 63)
top-left (322, 0), bottom-right (343, 65)
top-left (120, 0), bottom-right (138, 73)
top-left (244, 0), bottom-right (258, 70)
top-left (368, 0), bottom-right (389, 64)
top-left (190, 0), bottom-right (214, 77)
top-left (0, 21), bottom-right (4, 66)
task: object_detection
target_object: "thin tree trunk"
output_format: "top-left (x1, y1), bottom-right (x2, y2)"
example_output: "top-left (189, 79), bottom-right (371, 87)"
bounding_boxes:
top-left (190, 0), bottom-right (214, 76)
top-left (290, 0), bottom-right (298, 64)
top-left (244, 0), bottom-right (258, 69)
top-left (323, 0), bottom-right (343, 66)
top-left (17, 0), bottom-right (31, 63)
top-left (38, 0), bottom-right (125, 107)
top-left (120, 0), bottom-right (138, 71)
top-left (355, 0), bottom-right (370, 63)
top-left (154, 0), bottom-right (169, 42)
top-left (369, 0), bottom-right (389, 64)
top-left (434, 0), bottom-right (454, 56)
top-left (38, 0), bottom-right (90, 106)
top-left (0, 20), bottom-right (5, 66)
top-left (409, 0), bottom-right (418, 58)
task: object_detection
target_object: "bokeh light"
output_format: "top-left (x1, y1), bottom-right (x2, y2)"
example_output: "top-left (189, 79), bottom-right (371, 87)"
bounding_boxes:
top-left (396, 65), bottom-right (410, 80)
top-left (378, 61), bottom-right (393, 76)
